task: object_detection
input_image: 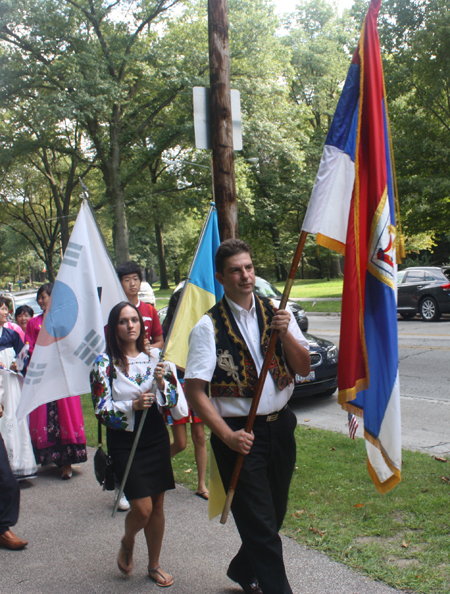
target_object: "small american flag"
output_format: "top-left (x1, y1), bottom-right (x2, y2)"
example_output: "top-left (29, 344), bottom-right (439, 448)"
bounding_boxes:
top-left (348, 413), bottom-right (359, 439)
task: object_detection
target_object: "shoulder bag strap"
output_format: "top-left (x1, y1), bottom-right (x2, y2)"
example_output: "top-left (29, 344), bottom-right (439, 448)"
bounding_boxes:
top-left (98, 354), bottom-right (115, 447)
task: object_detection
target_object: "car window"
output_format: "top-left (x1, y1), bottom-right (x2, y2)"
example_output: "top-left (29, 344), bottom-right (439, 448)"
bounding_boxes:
top-left (427, 271), bottom-right (448, 282)
top-left (12, 294), bottom-right (42, 317)
top-left (397, 270), bottom-right (406, 284)
top-left (404, 270), bottom-right (425, 283)
top-left (254, 277), bottom-right (282, 298)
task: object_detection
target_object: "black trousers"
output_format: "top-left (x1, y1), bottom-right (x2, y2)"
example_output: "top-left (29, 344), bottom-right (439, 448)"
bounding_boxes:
top-left (211, 405), bottom-right (297, 594)
top-left (0, 433), bottom-right (20, 536)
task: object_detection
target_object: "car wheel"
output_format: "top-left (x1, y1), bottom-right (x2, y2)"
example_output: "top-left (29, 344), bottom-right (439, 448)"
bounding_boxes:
top-left (400, 312), bottom-right (415, 319)
top-left (420, 297), bottom-right (441, 322)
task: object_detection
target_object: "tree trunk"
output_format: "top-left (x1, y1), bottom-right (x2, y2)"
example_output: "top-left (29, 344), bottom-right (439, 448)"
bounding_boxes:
top-left (45, 250), bottom-right (56, 283)
top-left (269, 223), bottom-right (288, 281)
top-left (155, 222), bottom-right (169, 290)
top-left (330, 255), bottom-right (343, 278)
top-left (208, 0), bottom-right (238, 241)
top-left (110, 105), bottom-right (130, 264)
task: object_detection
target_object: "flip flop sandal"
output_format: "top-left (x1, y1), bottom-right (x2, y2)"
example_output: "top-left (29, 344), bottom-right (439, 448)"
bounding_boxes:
top-left (195, 491), bottom-right (209, 500)
top-left (117, 539), bottom-right (133, 576)
top-left (148, 566), bottom-right (174, 587)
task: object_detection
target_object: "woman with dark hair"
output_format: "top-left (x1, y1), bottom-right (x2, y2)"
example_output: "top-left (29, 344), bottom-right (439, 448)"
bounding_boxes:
top-left (162, 290), bottom-right (209, 500)
top-left (25, 283), bottom-right (87, 479)
top-left (0, 297), bottom-right (37, 480)
top-left (14, 305), bottom-right (34, 335)
top-left (90, 301), bottom-right (187, 585)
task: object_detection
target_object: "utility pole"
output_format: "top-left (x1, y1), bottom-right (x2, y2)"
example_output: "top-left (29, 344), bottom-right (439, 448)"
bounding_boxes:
top-left (208, 0), bottom-right (238, 240)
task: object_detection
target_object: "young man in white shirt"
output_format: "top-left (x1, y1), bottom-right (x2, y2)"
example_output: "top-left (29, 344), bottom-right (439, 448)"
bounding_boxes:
top-left (185, 239), bottom-right (310, 594)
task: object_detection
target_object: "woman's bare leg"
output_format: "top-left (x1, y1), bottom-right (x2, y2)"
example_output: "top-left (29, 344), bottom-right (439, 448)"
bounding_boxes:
top-left (191, 422), bottom-right (208, 496)
top-left (169, 423), bottom-right (187, 458)
top-left (118, 496), bottom-right (152, 574)
top-left (144, 492), bottom-right (173, 585)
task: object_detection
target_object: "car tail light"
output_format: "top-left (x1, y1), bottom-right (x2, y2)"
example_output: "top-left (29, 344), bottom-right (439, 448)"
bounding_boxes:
top-left (441, 283), bottom-right (450, 289)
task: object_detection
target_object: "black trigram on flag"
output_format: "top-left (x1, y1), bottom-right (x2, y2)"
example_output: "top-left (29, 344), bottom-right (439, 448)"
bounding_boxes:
top-left (62, 242), bottom-right (83, 268)
top-left (74, 330), bottom-right (104, 366)
top-left (24, 362), bottom-right (47, 386)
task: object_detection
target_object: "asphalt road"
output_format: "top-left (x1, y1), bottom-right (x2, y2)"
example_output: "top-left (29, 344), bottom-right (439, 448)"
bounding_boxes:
top-left (291, 313), bottom-right (450, 457)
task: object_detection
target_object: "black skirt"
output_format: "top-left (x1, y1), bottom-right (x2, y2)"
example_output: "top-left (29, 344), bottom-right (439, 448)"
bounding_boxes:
top-left (107, 405), bottom-right (174, 501)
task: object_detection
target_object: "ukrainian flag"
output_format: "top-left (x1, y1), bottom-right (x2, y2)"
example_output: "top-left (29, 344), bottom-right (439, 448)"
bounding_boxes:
top-left (164, 207), bottom-right (223, 370)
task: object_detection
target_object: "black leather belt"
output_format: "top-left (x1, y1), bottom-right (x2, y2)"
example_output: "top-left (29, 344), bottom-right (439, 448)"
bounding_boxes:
top-left (226, 404), bottom-right (288, 425)
top-left (256, 404), bottom-right (288, 423)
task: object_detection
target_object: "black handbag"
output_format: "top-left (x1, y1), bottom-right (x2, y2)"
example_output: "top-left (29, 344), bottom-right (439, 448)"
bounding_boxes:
top-left (94, 421), bottom-right (115, 491)
top-left (93, 355), bottom-right (115, 491)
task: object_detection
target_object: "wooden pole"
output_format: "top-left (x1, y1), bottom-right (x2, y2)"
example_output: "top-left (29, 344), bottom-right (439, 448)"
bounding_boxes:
top-left (208, 0), bottom-right (238, 241)
top-left (220, 230), bottom-right (309, 524)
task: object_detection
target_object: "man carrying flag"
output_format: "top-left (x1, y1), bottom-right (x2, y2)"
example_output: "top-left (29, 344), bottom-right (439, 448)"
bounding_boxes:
top-left (185, 239), bottom-right (310, 594)
top-left (302, 0), bottom-right (402, 493)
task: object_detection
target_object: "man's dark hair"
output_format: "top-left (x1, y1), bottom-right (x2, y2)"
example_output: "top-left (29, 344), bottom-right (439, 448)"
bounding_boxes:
top-left (116, 261), bottom-right (143, 282)
top-left (37, 283), bottom-right (54, 299)
top-left (106, 301), bottom-right (145, 373)
top-left (215, 239), bottom-right (252, 275)
top-left (15, 305), bottom-right (34, 318)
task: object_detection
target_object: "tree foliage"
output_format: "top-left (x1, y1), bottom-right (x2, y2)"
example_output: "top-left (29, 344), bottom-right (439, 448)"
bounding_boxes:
top-left (0, 0), bottom-right (449, 286)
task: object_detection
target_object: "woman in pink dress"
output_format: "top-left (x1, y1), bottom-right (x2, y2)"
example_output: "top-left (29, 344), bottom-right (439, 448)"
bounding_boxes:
top-left (26, 283), bottom-right (87, 479)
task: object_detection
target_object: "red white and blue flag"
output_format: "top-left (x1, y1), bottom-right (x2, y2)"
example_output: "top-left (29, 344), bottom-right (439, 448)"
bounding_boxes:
top-left (302, 0), bottom-right (401, 493)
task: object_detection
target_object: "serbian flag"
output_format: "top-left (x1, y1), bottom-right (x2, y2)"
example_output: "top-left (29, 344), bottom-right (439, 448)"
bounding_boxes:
top-left (16, 201), bottom-right (125, 420)
top-left (163, 204), bottom-right (223, 370)
top-left (302, 0), bottom-right (401, 493)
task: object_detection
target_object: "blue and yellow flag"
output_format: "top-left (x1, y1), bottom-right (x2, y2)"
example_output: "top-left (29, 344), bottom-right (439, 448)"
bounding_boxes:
top-left (164, 208), bottom-right (223, 370)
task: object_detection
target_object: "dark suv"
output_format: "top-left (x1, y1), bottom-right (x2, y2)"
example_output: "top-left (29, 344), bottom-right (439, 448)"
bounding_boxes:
top-left (397, 267), bottom-right (450, 321)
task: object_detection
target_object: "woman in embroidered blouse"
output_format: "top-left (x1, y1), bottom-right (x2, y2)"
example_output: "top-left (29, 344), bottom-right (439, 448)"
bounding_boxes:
top-left (90, 301), bottom-right (186, 586)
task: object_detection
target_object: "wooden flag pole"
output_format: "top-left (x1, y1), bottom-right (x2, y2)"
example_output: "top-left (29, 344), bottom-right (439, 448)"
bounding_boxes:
top-left (220, 230), bottom-right (309, 524)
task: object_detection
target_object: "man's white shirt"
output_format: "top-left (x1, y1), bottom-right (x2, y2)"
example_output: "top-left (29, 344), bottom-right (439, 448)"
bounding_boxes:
top-left (184, 295), bottom-right (309, 417)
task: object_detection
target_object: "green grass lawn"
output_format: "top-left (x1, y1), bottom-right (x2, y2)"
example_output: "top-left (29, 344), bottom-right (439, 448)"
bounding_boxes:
top-left (274, 278), bottom-right (344, 299)
top-left (154, 279), bottom-right (343, 314)
top-left (301, 301), bottom-right (342, 313)
top-left (285, 427), bottom-right (450, 594)
top-left (81, 395), bottom-right (449, 594)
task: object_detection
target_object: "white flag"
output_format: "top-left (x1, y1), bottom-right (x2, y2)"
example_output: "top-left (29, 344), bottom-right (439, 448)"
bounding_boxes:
top-left (16, 201), bottom-right (125, 420)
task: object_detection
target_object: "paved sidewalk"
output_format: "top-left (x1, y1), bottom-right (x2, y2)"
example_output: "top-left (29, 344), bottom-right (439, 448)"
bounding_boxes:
top-left (2, 447), bottom-right (406, 594)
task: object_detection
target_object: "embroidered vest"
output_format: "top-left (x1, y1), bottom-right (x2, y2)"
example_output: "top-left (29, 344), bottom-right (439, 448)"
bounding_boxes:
top-left (207, 295), bottom-right (292, 399)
